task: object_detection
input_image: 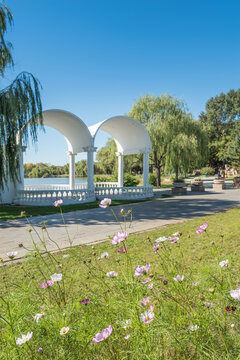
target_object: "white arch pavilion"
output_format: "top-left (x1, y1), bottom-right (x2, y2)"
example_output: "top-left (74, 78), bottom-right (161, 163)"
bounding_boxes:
top-left (3, 109), bottom-right (153, 205)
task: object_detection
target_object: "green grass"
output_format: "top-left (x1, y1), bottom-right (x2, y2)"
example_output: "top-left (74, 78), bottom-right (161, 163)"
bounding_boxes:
top-left (1, 207), bottom-right (240, 359)
top-left (0, 198), bottom-right (151, 221)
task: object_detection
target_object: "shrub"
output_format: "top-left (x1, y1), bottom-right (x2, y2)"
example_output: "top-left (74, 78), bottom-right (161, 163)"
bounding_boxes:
top-left (149, 173), bottom-right (157, 186)
top-left (200, 167), bottom-right (215, 176)
top-left (94, 175), bottom-right (117, 183)
top-left (123, 174), bottom-right (139, 187)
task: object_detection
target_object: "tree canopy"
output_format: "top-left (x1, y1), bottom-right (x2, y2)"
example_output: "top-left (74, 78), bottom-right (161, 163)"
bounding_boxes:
top-left (0, 3), bottom-right (42, 189)
top-left (199, 89), bottom-right (240, 169)
top-left (129, 95), bottom-right (208, 185)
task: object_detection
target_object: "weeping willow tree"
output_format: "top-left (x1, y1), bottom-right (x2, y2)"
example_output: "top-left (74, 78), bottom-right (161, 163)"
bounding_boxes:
top-left (129, 95), bottom-right (208, 185)
top-left (0, 3), bottom-right (42, 190)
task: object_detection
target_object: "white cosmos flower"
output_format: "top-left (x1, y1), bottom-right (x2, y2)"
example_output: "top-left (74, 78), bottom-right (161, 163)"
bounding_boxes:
top-left (122, 319), bottom-right (131, 330)
top-left (50, 273), bottom-right (62, 282)
top-left (34, 312), bottom-right (45, 323)
top-left (16, 332), bottom-right (33, 345)
top-left (155, 236), bottom-right (168, 243)
top-left (174, 274), bottom-right (184, 282)
top-left (6, 251), bottom-right (18, 259)
top-left (230, 288), bottom-right (240, 300)
top-left (106, 271), bottom-right (118, 278)
top-left (219, 259), bottom-right (229, 269)
top-left (60, 327), bottom-right (69, 335)
top-left (147, 282), bottom-right (153, 289)
top-left (100, 252), bottom-right (109, 258)
top-left (203, 302), bottom-right (214, 307)
top-left (188, 325), bottom-right (199, 331)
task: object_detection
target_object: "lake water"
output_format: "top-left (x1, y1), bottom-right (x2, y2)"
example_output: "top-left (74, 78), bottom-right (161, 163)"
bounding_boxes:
top-left (24, 177), bottom-right (87, 185)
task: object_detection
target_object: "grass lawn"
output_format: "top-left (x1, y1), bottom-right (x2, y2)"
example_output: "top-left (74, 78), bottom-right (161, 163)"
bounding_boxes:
top-left (1, 207), bottom-right (240, 359)
top-left (0, 198), bottom-right (152, 221)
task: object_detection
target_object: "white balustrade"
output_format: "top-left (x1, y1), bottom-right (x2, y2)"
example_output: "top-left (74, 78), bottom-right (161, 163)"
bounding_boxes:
top-left (94, 182), bottom-right (118, 188)
top-left (16, 188), bottom-right (95, 206)
top-left (95, 185), bottom-right (154, 200)
top-left (16, 184), bottom-right (153, 205)
top-left (24, 183), bottom-right (87, 191)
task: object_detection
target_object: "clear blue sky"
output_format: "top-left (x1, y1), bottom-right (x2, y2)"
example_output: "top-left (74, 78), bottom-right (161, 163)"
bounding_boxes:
top-left (4, 0), bottom-right (240, 165)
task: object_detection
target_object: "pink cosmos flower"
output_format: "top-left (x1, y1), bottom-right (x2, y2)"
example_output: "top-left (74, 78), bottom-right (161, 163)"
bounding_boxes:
top-left (53, 199), bottom-right (63, 207)
top-left (148, 304), bottom-right (154, 312)
top-left (135, 263), bottom-right (150, 277)
top-left (171, 236), bottom-right (179, 244)
top-left (118, 248), bottom-right (127, 253)
top-left (99, 198), bottom-right (112, 208)
top-left (142, 278), bottom-right (152, 284)
top-left (152, 244), bottom-right (159, 254)
top-left (92, 325), bottom-right (113, 343)
top-left (140, 310), bottom-right (154, 323)
top-left (40, 280), bottom-right (54, 288)
top-left (141, 297), bottom-right (150, 306)
top-left (124, 334), bottom-right (130, 340)
top-left (111, 231), bottom-right (127, 245)
top-left (80, 298), bottom-right (91, 305)
top-left (196, 222), bottom-right (208, 234)
top-left (120, 208), bottom-right (125, 215)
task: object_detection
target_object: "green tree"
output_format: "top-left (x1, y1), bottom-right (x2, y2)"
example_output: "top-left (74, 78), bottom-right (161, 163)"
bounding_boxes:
top-left (129, 95), bottom-right (207, 185)
top-left (199, 89), bottom-right (240, 169)
top-left (75, 160), bottom-right (88, 177)
top-left (96, 139), bottom-right (117, 175)
top-left (0, 3), bottom-right (42, 189)
top-left (225, 120), bottom-right (240, 170)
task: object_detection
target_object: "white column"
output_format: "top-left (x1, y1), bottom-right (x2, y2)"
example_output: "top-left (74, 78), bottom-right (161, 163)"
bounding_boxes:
top-left (116, 152), bottom-right (124, 187)
top-left (143, 152), bottom-right (149, 187)
top-left (16, 146), bottom-right (26, 192)
top-left (83, 146), bottom-right (97, 190)
top-left (68, 152), bottom-right (76, 189)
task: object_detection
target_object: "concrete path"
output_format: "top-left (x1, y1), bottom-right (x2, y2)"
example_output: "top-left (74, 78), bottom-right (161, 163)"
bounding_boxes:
top-left (0, 187), bottom-right (240, 260)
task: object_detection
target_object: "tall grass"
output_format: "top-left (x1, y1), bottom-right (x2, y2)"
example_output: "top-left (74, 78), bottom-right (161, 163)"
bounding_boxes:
top-left (0, 203), bottom-right (240, 359)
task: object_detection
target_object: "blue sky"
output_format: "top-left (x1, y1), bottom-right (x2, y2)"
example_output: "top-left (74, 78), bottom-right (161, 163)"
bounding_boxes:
top-left (4, 0), bottom-right (240, 165)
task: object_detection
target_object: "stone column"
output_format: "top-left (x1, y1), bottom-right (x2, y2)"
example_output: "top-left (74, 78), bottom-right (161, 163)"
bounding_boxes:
top-left (16, 146), bottom-right (27, 192)
top-left (116, 152), bottom-right (124, 187)
top-left (68, 151), bottom-right (77, 189)
top-left (83, 147), bottom-right (97, 189)
top-left (143, 152), bottom-right (149, 187)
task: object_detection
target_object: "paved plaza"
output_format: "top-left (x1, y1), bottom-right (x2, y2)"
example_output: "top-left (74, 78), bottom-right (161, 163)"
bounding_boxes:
top-left (0, 187), bottom-right (240, 260)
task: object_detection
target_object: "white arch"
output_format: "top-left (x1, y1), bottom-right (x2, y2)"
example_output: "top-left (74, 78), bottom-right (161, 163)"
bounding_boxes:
top-left (41, 109), bottom-right (93, 153)
top-left (89, 116), bottom-right (151, 187)
top-left (89, 116), bottom-right (152, 155)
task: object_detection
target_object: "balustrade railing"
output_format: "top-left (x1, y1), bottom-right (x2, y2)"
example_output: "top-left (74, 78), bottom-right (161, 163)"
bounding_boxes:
top-left (16, 184), bottom-right (153, 205)
top-left (16, 188), bottom-right (95, 205)
top-left (94, 182), bottom-right (118, 188)
top-left (24, 183), bottom-right (87, 191)
top-left (95, 185), bottom-right (154, 200)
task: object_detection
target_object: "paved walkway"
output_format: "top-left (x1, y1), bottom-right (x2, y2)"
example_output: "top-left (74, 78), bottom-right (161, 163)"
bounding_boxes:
top-left (0, 187), bottom-right (240, 260)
